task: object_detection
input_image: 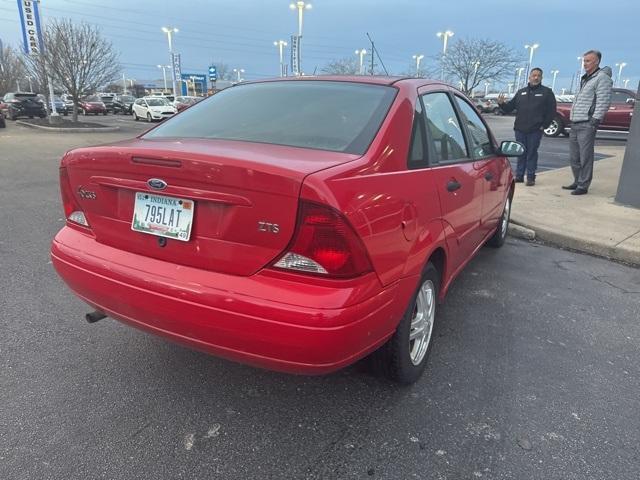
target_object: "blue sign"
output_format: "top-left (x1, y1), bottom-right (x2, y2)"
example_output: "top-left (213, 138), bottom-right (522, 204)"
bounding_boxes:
top-left (208, 65), bottom-right (217, 82)
top-left (17, 0), bottom-right (44, 55)
top-left (181, 73), bottom-right (207, 96)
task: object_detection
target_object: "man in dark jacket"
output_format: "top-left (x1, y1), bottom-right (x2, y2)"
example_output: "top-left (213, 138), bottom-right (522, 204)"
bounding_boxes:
top-left (498, 68), bottom-right (556, 186)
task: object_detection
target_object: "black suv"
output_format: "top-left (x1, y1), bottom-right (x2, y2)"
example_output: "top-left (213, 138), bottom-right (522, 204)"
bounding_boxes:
top-left (99, 94), bottom-right (116, 113)
top-left (112, 94), bottom-right (136, 114)
top-left (0, 92), bottom-right (47, 120)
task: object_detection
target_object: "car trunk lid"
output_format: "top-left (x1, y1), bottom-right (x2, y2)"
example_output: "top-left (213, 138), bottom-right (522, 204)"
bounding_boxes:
top-left (63, 138), bottom-right (359, 276)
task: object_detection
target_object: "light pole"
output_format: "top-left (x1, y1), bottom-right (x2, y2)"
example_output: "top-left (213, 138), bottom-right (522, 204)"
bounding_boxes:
top-left (412, 54), bottom-right (424, 77)
top-left (484, 81), bottom-right (490, 97)
top-left (161, 26), bottom-right (179, 95)
top-left (355, 49), bottom-right (367, 75)
top-left (274, 40), bottom-right (288, 77)
top-left (189, 76), bottom-right (199, 96)
top-left (623, 78), bottom-right (630, 89)
top-left (233, 68), bottom-right (245, 83)
top-left (615, 62), bottom-right (627, 87)
top-left (508, 83), bottom-right (514, 95)
top-left (524, 43), bottom-right (539, 78)
top-left (471, 61), bottom-right (480, 97)
top-left (436, 30), bottom-right (454, 80)
top-left (122, 73), bottom-right (127, 94)
top-left (289, 1), bottom-right (312, 74)
top-left (516, 67), bottom-right (525, 89)
top-left (157, 65), bottom-right (170, 92)
top-left (551, 69), bottom-right (559, 93)
top-left (26, 75), bottom-right (33, 92)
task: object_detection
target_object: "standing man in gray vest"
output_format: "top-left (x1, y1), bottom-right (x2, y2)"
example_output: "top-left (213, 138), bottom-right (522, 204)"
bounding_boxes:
top-left (563, 50), bottom-right (613, 195)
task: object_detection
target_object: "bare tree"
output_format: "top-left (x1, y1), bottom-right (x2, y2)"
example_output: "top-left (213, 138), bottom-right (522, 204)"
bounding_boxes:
top-left (42, 19), bottom-right (120, 121)
top-left (0, 45), bottom-right (27, 95)
top-left (321, 57), bottom-right (359, 75)
top-left (439, 38), bottom-right (522, 96)
top-left (210, 62), bottom-right (234, 81)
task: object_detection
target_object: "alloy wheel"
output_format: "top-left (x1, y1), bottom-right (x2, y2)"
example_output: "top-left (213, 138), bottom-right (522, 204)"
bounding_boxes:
top-left (409, 279), bottom-right (436, 365)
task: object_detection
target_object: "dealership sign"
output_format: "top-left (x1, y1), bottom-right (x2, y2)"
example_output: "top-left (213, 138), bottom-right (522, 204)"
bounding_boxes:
top-left (17, 0), bottom-right (44, 55)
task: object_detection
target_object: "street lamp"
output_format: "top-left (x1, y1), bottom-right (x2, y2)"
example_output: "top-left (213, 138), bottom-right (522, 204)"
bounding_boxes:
top-left (615, 62), bottom-right (627, 87)
top-left (484, 81), bottom-right (490, 97)
top-left (25, 75), bottom-right (33, 92)
top-left (436, 30), bottom-right (454, 80)
top-left (274, 40), bottom-right (288, 77)
top-left (623, 78), bottom-right (630, 89)
top-left (412, 54), bottom-right (424, 77)
top-left (516, 67), bottom-right (525, 89)
top-left (524, 43), bottom-right (539, 78)
top-left (355, 49), bottom-right (367, 75)
top-left (290, 1), bottom-right (312, 75)
top-left (471, 61), bottom-right (480, 97)
top-left (551, 69), bottom-right (560, 93)
top-left (233, 68), bottom-right (245, 83)
top-left (157, 64), bottom-right (171, 92)
top-left (161, 26), bottom-right (179, 95)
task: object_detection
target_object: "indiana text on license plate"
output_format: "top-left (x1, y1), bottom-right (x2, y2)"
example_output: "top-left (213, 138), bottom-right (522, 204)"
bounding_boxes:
top-left (131, 192), bottom-right (194, 241)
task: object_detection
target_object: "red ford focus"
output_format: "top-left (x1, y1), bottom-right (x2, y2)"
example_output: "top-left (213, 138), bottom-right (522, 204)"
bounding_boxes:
top-left (51, 77), bottom-right (523, 383)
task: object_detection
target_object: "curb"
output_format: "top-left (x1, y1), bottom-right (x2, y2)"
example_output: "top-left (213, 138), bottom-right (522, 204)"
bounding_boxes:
top-left (508, 223), bottom-right (535, 241)
top-left (16, 120), bottom-right (120, 133)
top-left (510, 220), bottom-right (640, 267)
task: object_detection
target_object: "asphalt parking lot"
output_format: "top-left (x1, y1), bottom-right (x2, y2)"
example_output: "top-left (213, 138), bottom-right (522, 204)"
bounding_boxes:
top-left (1, 118), bottom-right (639, 480)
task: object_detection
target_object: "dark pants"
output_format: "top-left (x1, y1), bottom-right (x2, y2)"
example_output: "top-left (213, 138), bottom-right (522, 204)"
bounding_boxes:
top-left (569, 121), bottom-right (596, 190)
top-left (514, 129), bottom-right (543, 180)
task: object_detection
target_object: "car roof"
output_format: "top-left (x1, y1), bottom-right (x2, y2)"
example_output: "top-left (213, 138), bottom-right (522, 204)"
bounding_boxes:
top-left (240, 75), bottom-right (447, 89)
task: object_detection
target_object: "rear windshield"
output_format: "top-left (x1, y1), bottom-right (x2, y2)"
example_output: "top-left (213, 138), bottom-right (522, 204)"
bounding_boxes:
top-left (143, 81), bottom-right (397, 155)
top-left (15, 93), bottom-right (38, 98)
top-left (146, 98), bottom-right (170, 106)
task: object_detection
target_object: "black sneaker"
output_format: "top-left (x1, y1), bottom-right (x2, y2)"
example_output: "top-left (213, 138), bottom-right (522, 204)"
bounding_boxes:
top-left (526, 179), bottom-right (535, 186)
top-left (562, 183), bottom-right (578, 190)
top-left (571, 188), bottom-right (588, 196)
top-left (515, 177), bottom-right (524, 183)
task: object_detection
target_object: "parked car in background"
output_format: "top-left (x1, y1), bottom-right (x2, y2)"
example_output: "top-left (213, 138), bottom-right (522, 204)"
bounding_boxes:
top-left (473, 97), bottom-right (501, 114)
top-left (173, 96), bottom-right (200, 111)
top-left (112, 94), bottom-right (136, 114)
top-left (545, 87), bottom-right (636, 137)
top-left (37, 94), bottom-right (69, 115)
top-left (132, 96), bottom-right (177, 121)
top-left (51, 76), bottom-right (524, 384)
top-left (78, 96), bottom-right (108, 115)
top-left (0, 92), bottom-right (47, 120)
top-left (99, 94), bottom-right (116, 113)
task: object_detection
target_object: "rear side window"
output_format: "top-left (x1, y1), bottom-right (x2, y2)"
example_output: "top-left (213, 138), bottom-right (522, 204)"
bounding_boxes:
top-left (421, 92), bottom-right (467, 162)
top-left (144, 81), bottom-right (397, 155)
top-left (453, 96), bottom-right (493, 158)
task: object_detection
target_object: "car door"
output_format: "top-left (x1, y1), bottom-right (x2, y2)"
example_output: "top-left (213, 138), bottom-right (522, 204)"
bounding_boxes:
top-left (419, 90), bottom-right (486, 271)
top-left (603, 90), bottom-right (634, 130)
top-left (452, 94), bottom-right (508, 237)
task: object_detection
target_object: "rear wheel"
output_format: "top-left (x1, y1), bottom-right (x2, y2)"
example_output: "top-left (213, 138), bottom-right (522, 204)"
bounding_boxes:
top-left (133, 111), bottom-right (138, 121)
top-left (370, 262), bottom-right (439, 384)
top-left (544, 117), bottom-right (565, 137)
top-left (487, 194), bottom-right (512, 248)
top-left (147, 113), bottom-right (152, 123)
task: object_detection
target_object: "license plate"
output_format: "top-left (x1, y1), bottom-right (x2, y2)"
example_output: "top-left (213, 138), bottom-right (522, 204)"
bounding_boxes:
top-left (131, 192), bottom-right (194, 241)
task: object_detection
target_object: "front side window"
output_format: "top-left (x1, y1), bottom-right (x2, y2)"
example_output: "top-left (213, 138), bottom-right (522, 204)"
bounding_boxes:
top-left (144, 81), bottom-right (397, 155)
top-left (421, 92), bottom-right (467, 162)
top-left (611, 91), bottom-right (632, 104)
top-left (454, 96), bottom-right (493, 158)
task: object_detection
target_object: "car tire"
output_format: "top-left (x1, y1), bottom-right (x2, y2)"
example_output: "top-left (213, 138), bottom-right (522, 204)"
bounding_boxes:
top-left (8, 111), bottom-right (16, 120)
top-left (103, 112), bottom-right (107, 116)
top-left (0, 117), bottom-right (5, 128)
top-left (487, 193), bottom-right (512, 248)
top-left (493, 107), bottom-right (501, 115)
top-left (544, 117), bottom-right (564, 137)
top-left (133, 111), bottom-right (138, 121)
top-left (369, 262), bottom-right (440, 384)
top-left (147, 113), bottom-right (152, 123)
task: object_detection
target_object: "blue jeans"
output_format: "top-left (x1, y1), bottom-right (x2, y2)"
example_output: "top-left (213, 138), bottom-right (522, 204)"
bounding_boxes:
top-left (514, 130), bottom-right (543, 180)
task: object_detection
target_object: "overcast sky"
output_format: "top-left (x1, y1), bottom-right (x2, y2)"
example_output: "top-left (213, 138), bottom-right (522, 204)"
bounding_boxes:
top-left (1, 0), bottom-right (637, 92)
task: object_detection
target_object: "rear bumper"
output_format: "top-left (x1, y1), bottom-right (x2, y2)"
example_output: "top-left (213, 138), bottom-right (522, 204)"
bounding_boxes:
top-left (51, 227), bottom-right (413, 374)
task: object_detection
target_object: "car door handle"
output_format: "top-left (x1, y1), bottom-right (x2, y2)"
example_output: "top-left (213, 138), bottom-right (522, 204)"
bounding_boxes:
top-left (446, 180), bottom-right (461, 192)
top-left (484, 172), bottom-right (494, 181)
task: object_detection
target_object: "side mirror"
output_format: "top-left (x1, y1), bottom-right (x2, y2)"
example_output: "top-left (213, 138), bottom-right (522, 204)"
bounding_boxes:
top-left (498, 140), bottom-right (526, 157)
top-left (626, 98), bottom-right (635, 105)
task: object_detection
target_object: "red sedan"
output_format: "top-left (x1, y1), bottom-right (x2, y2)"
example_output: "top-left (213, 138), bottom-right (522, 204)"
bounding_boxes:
top-left (78, 96), bottom-right (108, 115)
top-left (51, 77), bottom-right (522, 383)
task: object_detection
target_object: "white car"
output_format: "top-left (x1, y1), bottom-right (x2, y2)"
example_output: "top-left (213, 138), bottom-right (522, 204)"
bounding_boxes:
top-left (132, 97), bottom-right (177, 122)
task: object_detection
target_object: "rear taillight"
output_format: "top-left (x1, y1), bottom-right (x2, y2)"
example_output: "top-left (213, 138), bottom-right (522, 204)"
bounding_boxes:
top-left (59, 167), bottom-right (90, 228)
top-left (272, 201), bottom-right (373, 278)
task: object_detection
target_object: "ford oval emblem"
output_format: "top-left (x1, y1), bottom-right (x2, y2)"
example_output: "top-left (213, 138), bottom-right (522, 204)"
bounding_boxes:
top-left (147, 178), bottom-right (167, 190)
